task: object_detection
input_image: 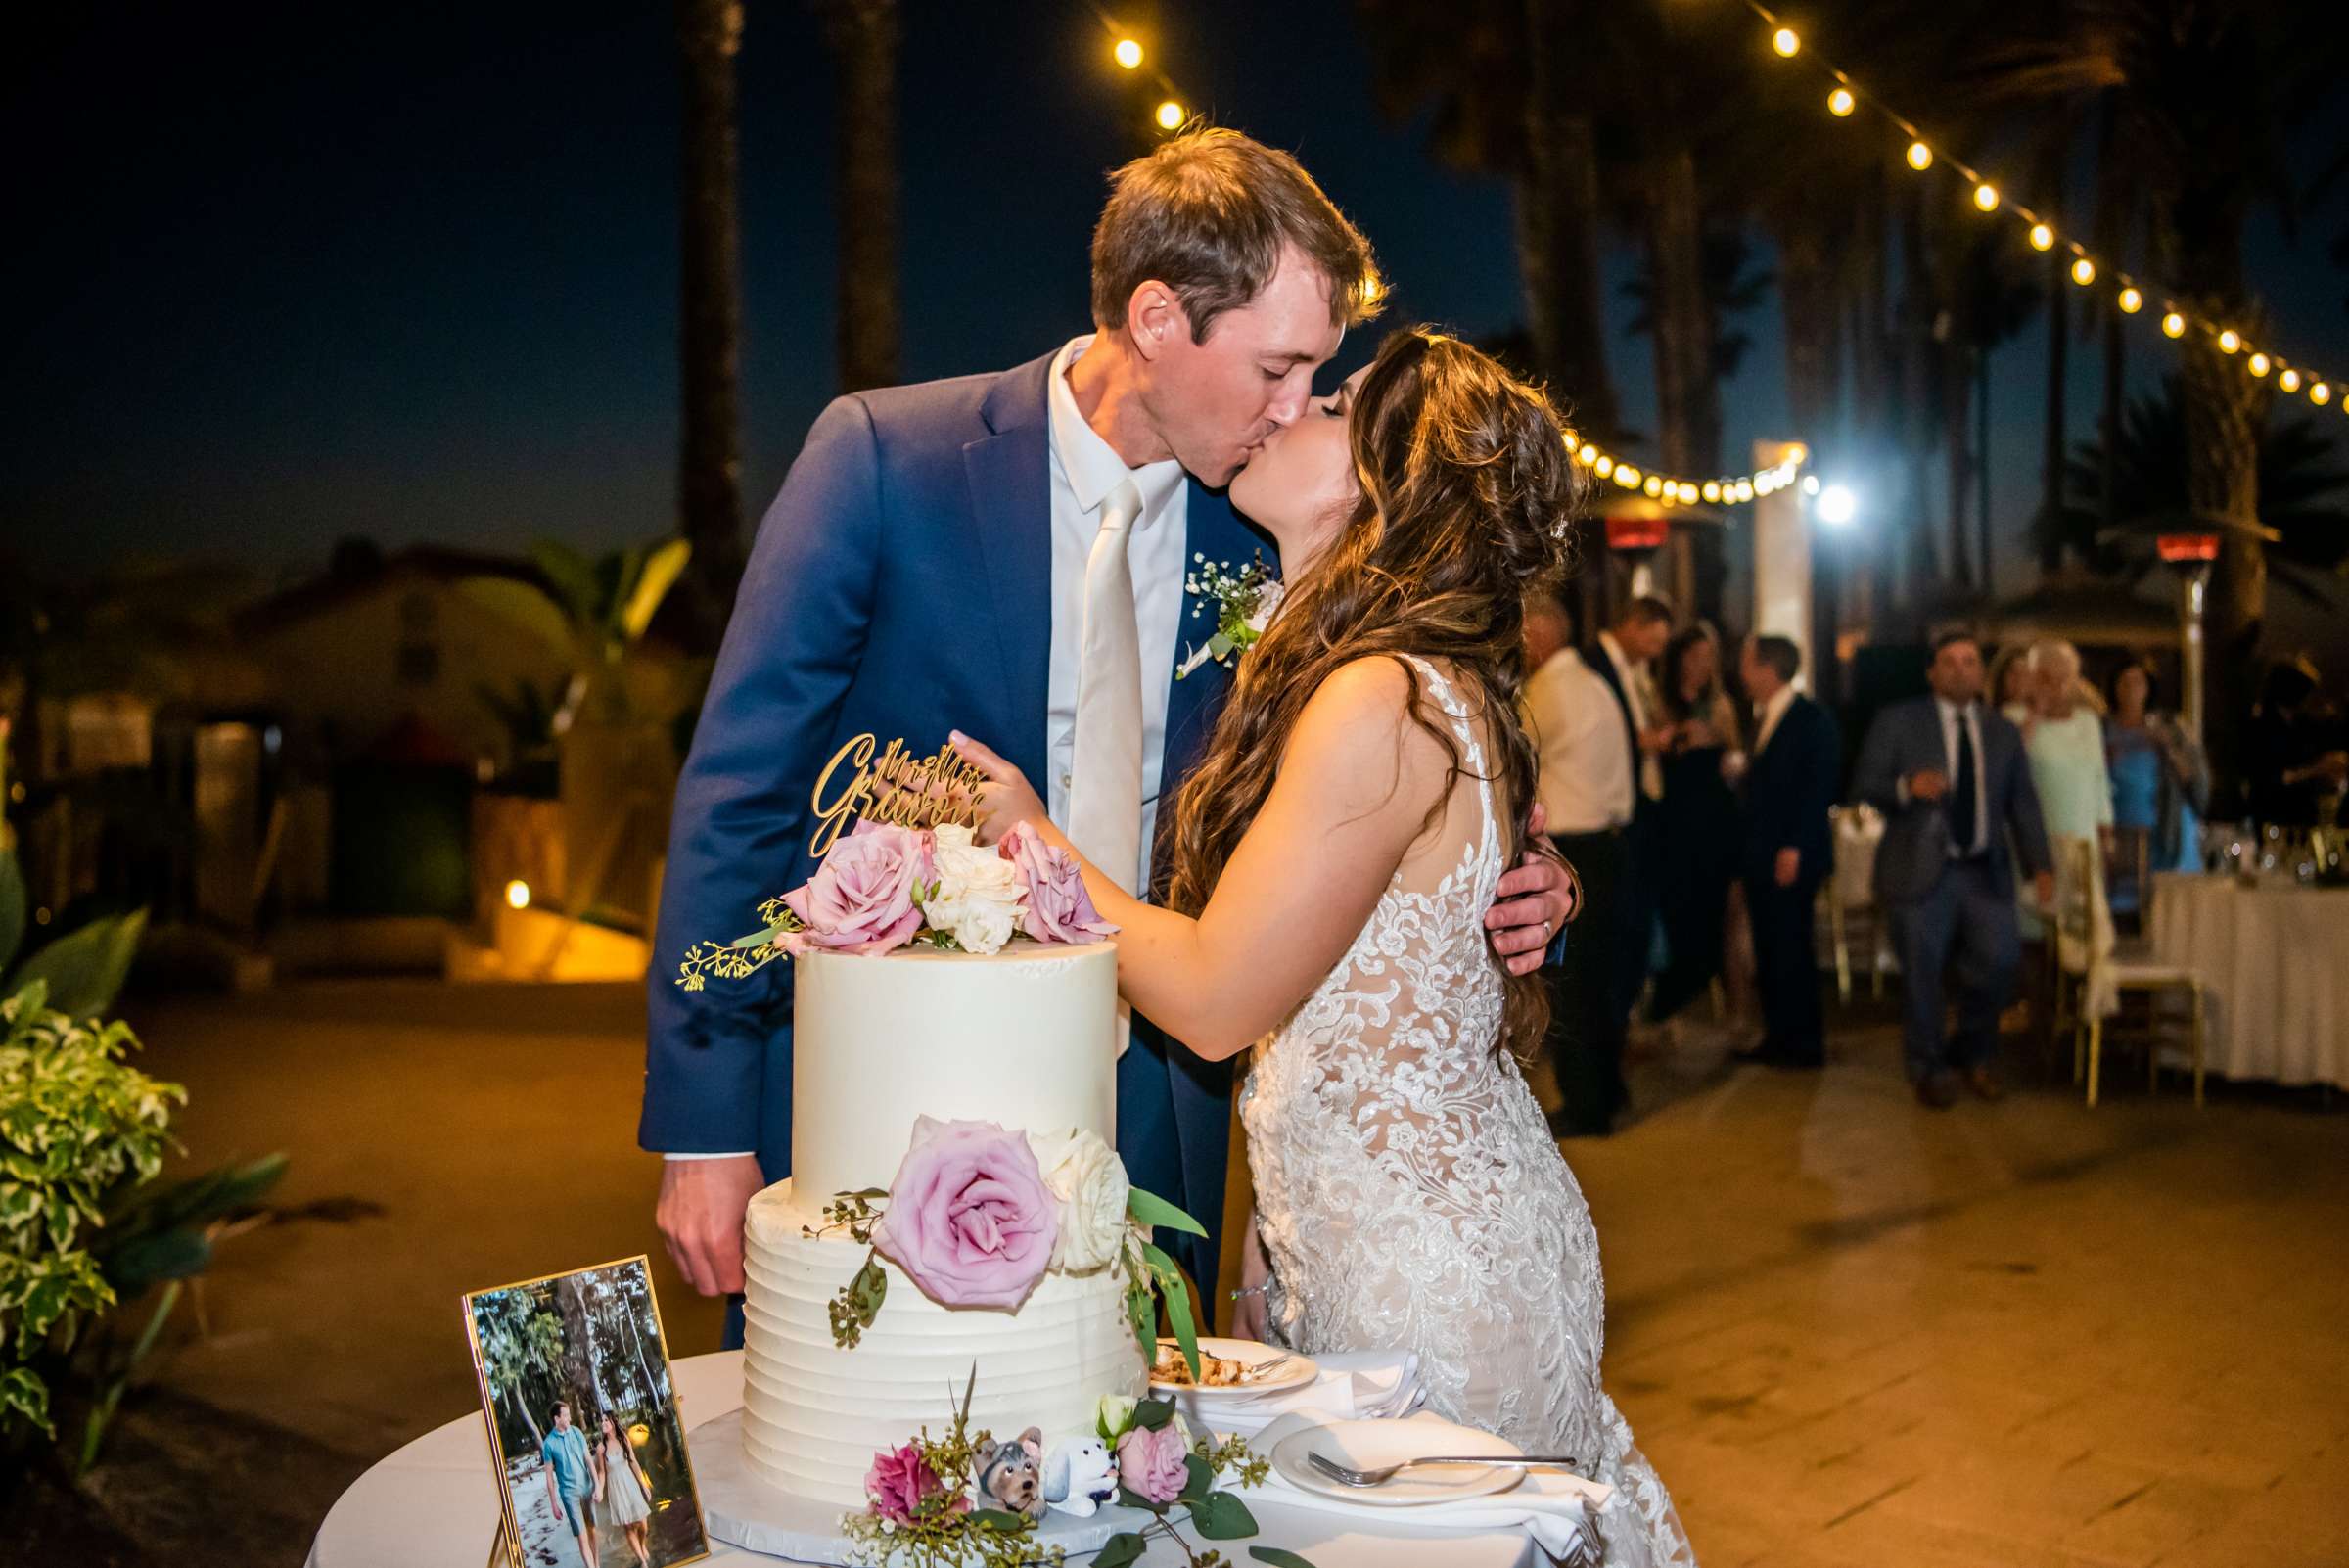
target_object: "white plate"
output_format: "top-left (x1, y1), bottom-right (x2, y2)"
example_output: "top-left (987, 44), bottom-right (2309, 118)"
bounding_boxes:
top-left (1148, 1336), bottom-right (1319, 1396)
top-left (1270, 1417), bottom-right (1525, 1506)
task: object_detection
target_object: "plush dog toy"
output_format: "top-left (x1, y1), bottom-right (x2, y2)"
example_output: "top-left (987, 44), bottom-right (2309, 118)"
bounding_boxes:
top-left (1040, 1436), bottom-right (1120, 1517)
top-left (975, 1426), bottom-right (1046, 1518)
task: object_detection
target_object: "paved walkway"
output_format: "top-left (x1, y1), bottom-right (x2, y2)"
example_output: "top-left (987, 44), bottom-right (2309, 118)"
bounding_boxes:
top-left (124, 982), bottom-right (2346, 1566)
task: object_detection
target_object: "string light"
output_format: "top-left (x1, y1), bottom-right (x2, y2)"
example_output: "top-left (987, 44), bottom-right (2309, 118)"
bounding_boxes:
top-left (1593, 454), bottom-right (1615, 477)
top-left (2314, 383), bottom-right (2333, 406)
top-left (2279, 367), bottom-right (2301, 393)
top-left (1155, 100), bottom-right (1185, 131)
top-left (1736, 0), bottom-right (2340, 407)
top-left (1113, 38), bottom-right (1142, 69)
top-left (1702, 481), bottom-right (1723, 502)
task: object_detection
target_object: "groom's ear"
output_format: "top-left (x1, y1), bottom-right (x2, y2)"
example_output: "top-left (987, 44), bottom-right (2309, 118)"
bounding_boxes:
top-left (1126, 281), bottom-right (1190, 361)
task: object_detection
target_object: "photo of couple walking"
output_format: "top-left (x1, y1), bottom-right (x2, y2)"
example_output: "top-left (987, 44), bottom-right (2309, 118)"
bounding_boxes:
top-left (465, 1259), bottom-right (708, 1568)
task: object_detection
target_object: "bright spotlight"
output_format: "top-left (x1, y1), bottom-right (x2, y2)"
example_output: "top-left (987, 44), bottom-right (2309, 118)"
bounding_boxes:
top-left (504, 879), bottom-right (532, 910)
top-left (1816, 484), bottom-right (1858, 527)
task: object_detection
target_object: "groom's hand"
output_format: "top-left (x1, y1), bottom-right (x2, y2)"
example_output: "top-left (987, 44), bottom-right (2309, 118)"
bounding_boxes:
top-left (1487, 802), bottom-right (1573, 976)
top-left (657, 1155), bottom-right (764, 1297)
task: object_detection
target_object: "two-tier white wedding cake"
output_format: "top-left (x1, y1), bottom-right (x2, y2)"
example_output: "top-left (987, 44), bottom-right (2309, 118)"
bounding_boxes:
top-left (738, 942), bottom-right (1147, 1508)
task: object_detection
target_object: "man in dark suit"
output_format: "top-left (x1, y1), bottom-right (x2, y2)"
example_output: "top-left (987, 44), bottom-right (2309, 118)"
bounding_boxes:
top-left (641, 129), bottom-right (1576, 1339)
top-left (1587, 596), bottom-right (1675, 1030)
top-left (1852, 630), bottom-right (2054, 1108)
top-left (1732, 635), bottom-right (1840, 1069)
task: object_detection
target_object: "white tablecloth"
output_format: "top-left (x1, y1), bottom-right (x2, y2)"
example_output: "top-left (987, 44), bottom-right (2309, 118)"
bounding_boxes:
top-left (304, 1352), bottom-right (1537, 1568)
top-left (2149, 874), bottom-right (2349, 1090)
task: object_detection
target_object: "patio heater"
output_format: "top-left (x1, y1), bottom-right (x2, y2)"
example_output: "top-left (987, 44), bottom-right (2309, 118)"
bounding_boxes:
top-left (2156, 531), bottom-right (2220, 750)
top-left (1603, 506), bottom-right (1670, 602)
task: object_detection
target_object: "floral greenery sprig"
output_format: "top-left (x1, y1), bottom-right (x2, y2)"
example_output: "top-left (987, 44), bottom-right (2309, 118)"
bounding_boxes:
top-left (842, 1366), bottom-right (1066, 1568)
top-left (803, 1189), bottom-right (891, 1347)
top-left (673, 895), bottom-right (800, 992)
top-left (1122, 1188), bottom-right (1209, 1386)
top-left (1092, 1396), bottom-right (1307, 1568)
top-left (1176, 555), bottom-right (1282, 680)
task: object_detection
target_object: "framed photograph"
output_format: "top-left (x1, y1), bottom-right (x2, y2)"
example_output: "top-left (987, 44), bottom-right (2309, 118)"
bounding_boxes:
top-left (462, 1255), bottom-right (711, 1568)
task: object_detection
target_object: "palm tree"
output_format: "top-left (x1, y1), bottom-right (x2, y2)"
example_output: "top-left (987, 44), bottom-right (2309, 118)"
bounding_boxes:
top-left (815, 0), bottom-right (900, 395)
top-left (676, 0), bottom-right (747, 652)
top-left (1356, 0), bottom-right (1623, 439)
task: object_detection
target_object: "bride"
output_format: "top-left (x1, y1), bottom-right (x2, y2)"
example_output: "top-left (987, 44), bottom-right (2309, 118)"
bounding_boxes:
top-left (954, 327), bottom-right (1694, 1565)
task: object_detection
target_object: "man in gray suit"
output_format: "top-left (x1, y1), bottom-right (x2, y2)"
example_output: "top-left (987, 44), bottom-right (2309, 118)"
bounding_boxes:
top-left (1853, 631), bottom-right (2054, 1108)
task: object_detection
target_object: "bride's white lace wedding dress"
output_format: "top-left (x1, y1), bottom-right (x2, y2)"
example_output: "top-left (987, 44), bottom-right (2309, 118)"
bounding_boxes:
top-left (1241, 656), bottom-right (1697, 1567)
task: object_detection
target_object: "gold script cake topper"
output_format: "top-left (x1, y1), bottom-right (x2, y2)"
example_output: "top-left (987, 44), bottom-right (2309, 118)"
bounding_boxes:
top-left (807, 733), bottom-right (988, 858)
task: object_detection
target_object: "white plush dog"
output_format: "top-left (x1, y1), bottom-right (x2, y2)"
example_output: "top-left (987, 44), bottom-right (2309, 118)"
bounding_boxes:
top-left (1040, 1436), bottom-right (1120, 1517)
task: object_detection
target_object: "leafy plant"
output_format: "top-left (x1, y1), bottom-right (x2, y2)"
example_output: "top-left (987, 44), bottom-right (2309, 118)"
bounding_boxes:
top-left (459, 538), bottom-right (692, 730)
top-left (0, 841), bottom-right (147, 1023)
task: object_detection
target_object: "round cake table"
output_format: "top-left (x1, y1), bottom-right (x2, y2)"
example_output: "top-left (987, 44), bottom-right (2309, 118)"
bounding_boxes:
top-left (304, 1352), bottom-right (1539, 1568)
top-left (2148, 873), bottom-right (2349, 1091)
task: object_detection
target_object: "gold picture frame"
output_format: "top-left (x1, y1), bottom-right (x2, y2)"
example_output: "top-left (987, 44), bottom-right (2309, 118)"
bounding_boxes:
top-left (461, 1254), bottom-right (711, 1568)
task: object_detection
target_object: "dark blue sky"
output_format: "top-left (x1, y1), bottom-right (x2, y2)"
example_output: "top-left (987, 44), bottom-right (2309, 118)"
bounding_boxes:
top-left (10, 1), bottom-right (2347, 593)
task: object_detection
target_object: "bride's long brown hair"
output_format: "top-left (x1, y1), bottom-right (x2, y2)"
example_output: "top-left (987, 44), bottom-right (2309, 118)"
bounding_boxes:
top-left (1165, 328), bottom-right (1585, 1060)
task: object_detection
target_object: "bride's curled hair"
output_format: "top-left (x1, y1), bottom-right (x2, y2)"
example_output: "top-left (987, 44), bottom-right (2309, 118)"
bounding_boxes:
top-left (1166, 328), bottom-right (1587, 1061)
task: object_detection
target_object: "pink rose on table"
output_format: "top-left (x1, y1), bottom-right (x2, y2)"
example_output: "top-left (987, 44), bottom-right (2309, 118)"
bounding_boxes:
top-left (999, 823), bottom-right (1116, 945)
top-left (1114, 1422), bottom-right (1190, 1505)
top-left (871, 1117), bottom-right (1061, 1309)
top-left (865, 1441), bottom-right (965, 1523)
top-left (780, 820), bottom-right (931, 955)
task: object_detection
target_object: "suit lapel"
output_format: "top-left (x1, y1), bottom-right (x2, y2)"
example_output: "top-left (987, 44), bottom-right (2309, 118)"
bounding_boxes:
top-left (964, 356), bottom-right (1057, 777)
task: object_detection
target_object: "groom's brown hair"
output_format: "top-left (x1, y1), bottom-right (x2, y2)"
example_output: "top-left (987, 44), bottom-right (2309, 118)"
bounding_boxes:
top-left (1091, 127), bottom-right (1382, 341)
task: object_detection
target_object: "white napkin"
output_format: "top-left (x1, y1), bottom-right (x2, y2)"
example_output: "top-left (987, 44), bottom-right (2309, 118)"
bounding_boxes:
top-left (1238, 1407), bottom-right (1611, 1563)
top-left (1174, 1349), bottom-right (1424, 1439)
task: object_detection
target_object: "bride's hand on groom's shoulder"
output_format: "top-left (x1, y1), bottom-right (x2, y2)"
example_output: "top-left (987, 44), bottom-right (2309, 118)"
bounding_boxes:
top-left (948, 731), bottom-right (1046, 846)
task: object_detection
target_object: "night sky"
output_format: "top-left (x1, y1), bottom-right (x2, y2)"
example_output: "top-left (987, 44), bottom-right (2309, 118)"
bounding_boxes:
top-left (11, 1), bottom-right (2348, 595)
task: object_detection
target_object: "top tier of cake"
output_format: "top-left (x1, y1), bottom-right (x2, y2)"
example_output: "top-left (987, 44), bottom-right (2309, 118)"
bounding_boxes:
top-left (789, 941), bottom-right (1118, 1200)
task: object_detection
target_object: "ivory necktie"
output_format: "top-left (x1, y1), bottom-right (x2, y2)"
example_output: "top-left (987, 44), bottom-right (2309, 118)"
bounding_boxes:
top-left (1067, 478), bottom-right (1145, 897)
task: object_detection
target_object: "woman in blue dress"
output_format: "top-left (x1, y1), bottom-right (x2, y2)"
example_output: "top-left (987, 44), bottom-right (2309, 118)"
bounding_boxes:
top-left (2104, 659), bottom-right (2207, 909)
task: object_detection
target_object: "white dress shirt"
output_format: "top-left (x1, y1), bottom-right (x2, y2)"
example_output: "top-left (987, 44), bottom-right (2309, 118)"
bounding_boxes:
top-left (1523, 647), bottom-right (1635, 834)
top-left (669, 339), bottom-right (1188, 1164)
top-left (1933, 696), bottom-right (1992, 857)
top-left (1597, 630), bottom-right (1664, 801)
top-left (1753, 683), bottom-right (1797, 757)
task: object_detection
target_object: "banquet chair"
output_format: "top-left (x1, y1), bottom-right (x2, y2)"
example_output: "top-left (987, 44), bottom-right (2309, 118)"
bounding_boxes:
top-left (1824, 805), bottom-right (1891, 1005)
top-left (2053, 838), bottom-right (2206, 1107)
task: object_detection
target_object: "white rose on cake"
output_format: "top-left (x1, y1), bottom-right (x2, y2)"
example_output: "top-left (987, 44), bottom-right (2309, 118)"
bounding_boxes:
top-left (1027, 1128), bottom-right (1129, 1273)
top-left (923, 824), bottom-right (1028, 955)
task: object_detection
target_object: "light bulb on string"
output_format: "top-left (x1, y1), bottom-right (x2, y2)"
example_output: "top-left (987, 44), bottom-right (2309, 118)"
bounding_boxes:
top-left (2248, 352), bottom-right (2271, 377)
top-left (2162, 312), bottom-right (2187, 339)
top-left (2029, 223), bottom-right (2054, 251)
top-left (2118, 287), bottom-right (2143, 314)
top-left (1678, 483), bottom-right (1699, 504)
top-left (2280, 368), bottom-right (2301, 393)
top-left (1593, 454), bottom-right (1614, 477)
top-left (1773, 27), bottom-right (1800, 57)
top-left (1702, 481), bottom-right (1723, 503)
top-left (1827, 87), bottom-right (1855, 116)
top-left (1643, 475), bottom-right (1664, 498)
top-left (2218, 329), bottom-right (2241, 354)
top-left (1155, 100), bottom-right (1186, 132)
top-left (1906, 141), bottom-right (1933, 171)
top-left (1973, 183), bottom-right (2000, 212)
top-left (1113, 38), bottom-right (1143, 69)
top-left (2313, 383), bottom-right (2333, 406)
top-left (2070, 256), bottom-right (2096, 286)
top-left (1576, 442), bottom-right (1598, 466)
top-left (1616, 465), bottom-right (1639, 488)
top-left (1734, 481), bottom-right (1755, 503)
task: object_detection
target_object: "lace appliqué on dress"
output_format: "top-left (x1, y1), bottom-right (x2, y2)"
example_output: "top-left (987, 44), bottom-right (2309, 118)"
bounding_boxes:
top-left (1240, 655), bottom-right (1698, 1567)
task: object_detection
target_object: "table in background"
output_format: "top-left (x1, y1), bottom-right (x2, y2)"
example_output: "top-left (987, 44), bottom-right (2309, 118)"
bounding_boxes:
top-left (2149, 873), bottom-right (2349, 1091)
top-left (305, 1351), bottom-right (1536, 1568)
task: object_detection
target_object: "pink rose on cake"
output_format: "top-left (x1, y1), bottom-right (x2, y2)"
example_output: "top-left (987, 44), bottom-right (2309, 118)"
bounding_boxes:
top-left (865, 1441), bottom-right (966, 1523)
top-left (920, 824), bottom-right (1028, 954)
top-left (779, 820), bottom-right (932, 955)
top-left (872, 1116), bottom-right (1060, 1309)
top-left (999, 824), bottom-right (1116, 945)
top-left (1114, 1418), bottom-right (1193, 1505)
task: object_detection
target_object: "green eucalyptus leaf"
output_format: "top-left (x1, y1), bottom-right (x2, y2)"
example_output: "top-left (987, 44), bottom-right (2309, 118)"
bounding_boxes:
top-left (1142, 1242), bottom-right (1201, 1385)
top-left (1094, 1531), bottom-right (1147, 1568)
top-left (1126, 1186), bottom-right (1208, 1238)
top-left (1131, 1396), bottom-right (1174, 1432)
top-left (1180, 1453), bottom-right (1214, 1503)
top-left (1114, 1487), bottom-right (1167, 1516)
top-left (971, 1507), bottom-right (1028, 1532)
top-left (1249, 1548), bottom-right (1320, 1567)
top-left (1188, 1489), bottom-right (1258, 1540)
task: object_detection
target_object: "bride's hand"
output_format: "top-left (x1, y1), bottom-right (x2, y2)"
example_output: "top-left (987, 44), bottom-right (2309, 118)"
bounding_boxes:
top-left (1229, 1214), bottom-right (1272, 1342)
top-left (948, 730), bottom-right (1047, 846)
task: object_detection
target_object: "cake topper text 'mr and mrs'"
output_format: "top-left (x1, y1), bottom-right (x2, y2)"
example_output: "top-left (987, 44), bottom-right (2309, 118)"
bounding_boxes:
top-left (807, 733), bottom-right (989, 858)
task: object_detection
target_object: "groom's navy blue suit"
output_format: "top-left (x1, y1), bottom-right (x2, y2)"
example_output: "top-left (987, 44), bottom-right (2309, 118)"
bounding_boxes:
top-left (642, 351), bottom-right (1265, 1325)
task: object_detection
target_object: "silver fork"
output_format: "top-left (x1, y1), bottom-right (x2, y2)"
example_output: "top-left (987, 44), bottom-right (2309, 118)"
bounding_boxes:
top-left (1307, 1450), bottom-right (1583, 1488)
top-left (1240, 1353), bottom-right (1296, 1382)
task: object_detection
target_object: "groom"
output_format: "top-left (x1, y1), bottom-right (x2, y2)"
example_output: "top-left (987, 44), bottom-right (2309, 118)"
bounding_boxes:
top-left (642, 128), bottom-right (1573, 1332)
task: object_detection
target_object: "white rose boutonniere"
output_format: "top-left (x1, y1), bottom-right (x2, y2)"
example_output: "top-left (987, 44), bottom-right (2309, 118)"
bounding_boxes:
top-left (1027, 1128), bottom-right (1130, 1273)
top-left (1176, 555), bottom-right (1283, 680)
top-left (921, 824), bottom-right (1028, 955)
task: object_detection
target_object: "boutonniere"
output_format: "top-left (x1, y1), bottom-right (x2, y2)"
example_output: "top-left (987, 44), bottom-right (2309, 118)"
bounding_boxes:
top-left (1175, 554), bottom-right (1283, 680)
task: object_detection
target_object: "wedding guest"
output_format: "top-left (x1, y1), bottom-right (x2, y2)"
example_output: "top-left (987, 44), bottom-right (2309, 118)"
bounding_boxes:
top-left (594, 1411), bottom-right (656, 1568)
top-left (1589, 596), bottom-right (1675, 1026)
top-left (2246, 656), bottom-right (2348, 827)
top-left (1731, 636), bottom-right (1840, 1069)
top-left (2019, 640), bottom-right (2114, 927)
top-left (1853, 631), bottom-right (2052, 1109)
top-left (1648, 623), bottom-right (1742, 1028)
top-left (539, 1399), bottom-right (599, 1568)
top-left (2105, 660), bottom-right (2208, 899)
top-left (1524, 585), bottom-right (1636, 1136)
top-left (1990, 643), bottom-right (2033, 725)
